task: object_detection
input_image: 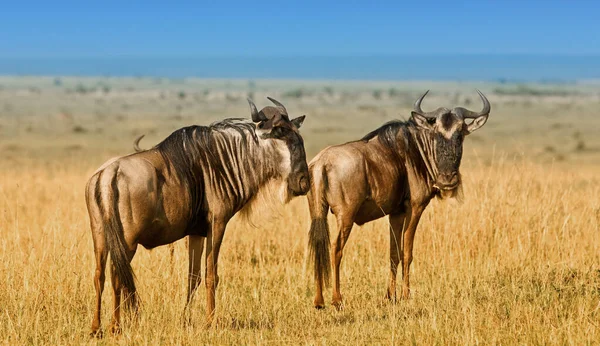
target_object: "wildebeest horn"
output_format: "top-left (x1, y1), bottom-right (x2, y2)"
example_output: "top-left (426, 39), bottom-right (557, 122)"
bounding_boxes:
top-left (267, 97), bottom-right (287, 114)
top-left (461, 90), bottom-right (491, 118)
top-left (414, 90), bottom-right (434, 118)
top-left (248, 98), bottom-right (267, 122)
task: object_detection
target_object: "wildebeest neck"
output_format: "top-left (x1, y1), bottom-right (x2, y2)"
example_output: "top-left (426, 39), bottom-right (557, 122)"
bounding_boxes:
top-left (155, 119), bottom-right (282, 226)
top-left (410, 127), bottom-right (439, 186)
top-left (362, 120), bottom-right (438, 186)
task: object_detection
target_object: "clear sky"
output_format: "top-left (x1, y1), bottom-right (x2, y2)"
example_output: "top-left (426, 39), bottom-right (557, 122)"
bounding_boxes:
top-left (1, 1), bottom-right (599, 58)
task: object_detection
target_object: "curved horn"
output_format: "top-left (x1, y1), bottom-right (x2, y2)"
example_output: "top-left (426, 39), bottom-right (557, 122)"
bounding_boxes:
top-left (248, 98), bottom-right (266, 122)
top-left (413, 90), bottom-right (431, 116)
top-left (462, 90), bottom-right (491, 118)
top-left (133, 134), bottom-right (145, 152)
top-left (266, 97), bottom-right (287, 113)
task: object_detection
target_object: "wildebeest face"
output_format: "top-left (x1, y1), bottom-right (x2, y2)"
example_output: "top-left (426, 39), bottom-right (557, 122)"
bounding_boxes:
top-left (248, 98), bottom-right (310, 198)
top-left (266, 116), bottom-right (309, 197)
top-left (411, 90), bottom-right (491, 197)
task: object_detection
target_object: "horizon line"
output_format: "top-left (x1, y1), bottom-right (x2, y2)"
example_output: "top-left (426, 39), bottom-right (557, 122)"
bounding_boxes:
top-left (2, 53), bottom-right (600, 59)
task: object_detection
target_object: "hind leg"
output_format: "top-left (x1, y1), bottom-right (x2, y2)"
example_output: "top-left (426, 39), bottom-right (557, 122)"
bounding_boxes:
top-left (87, 178), bottom-right (108, 338)
top-left (169, 243), bottom-right (175, 265)
top-left (332, 214), bottom-right (354, 310)
top-left (90, 231), bottom-right (108, 337)
top-left (108, 244), bottom-right (138, 334)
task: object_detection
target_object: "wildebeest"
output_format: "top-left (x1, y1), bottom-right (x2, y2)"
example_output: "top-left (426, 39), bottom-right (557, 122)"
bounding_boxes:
top-left (307, 90), bottom-right (491, 309)
top-left (86, 97), bottom-right (309, 336)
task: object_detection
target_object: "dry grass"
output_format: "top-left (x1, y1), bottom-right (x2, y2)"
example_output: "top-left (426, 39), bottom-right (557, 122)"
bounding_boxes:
top-left (1, 77), bottom-right (600, 344)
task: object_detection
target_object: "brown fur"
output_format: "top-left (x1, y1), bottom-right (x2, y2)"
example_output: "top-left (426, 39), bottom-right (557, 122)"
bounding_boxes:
top-left (86, 98), bottom-right (309, 336)
top-left (307, 91), bottom-right (491, 309)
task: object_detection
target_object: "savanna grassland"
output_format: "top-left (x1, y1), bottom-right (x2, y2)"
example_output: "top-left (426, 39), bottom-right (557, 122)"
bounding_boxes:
top-left (0, 77), bottom-right (599, 344)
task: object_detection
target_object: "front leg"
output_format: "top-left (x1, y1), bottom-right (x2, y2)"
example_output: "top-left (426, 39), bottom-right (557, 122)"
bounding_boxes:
top-left (205, 219), bottom-right (227, 326)
top-left (386, 213), bottom-right (406, 302)
top-left (402, 206), bottom-right (425, 299)
top-left (186, 235), bottom-right (205, 310)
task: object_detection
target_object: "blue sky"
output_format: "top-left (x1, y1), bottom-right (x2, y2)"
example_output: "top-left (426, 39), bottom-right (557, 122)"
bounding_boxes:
top-left (1, 1), bottom-right (599, 58)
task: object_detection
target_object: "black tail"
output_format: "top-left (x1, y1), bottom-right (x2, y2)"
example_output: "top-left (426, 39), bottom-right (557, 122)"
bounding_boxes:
top-left (307, 165), bottom-right (331, 287)
top-left (309, 217), bottom-right (331, 286)
top-left (99, 169), bottom-right (137, 310)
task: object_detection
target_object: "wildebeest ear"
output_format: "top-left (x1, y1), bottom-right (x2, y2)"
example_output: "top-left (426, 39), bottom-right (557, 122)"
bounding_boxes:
top-left (466, 114), bottom-right (488, 134)
top-left (411, 111), bottom-right (433, 130)
top-left (291, 115), bottom-right (305, 129)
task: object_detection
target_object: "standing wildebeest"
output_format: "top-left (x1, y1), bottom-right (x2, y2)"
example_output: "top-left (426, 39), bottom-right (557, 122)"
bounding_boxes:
top-left (307, 90), bottom-right (491, 309)
top-left (86, 97), bottom-right (309, 336)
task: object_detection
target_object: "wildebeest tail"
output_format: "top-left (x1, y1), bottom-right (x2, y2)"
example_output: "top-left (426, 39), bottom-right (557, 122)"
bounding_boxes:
top-left (97, 166), bottom-right (137, 310)
top-left (307, 165), bottom-right (331, 287)
top-left (133, 134), bottom-right (145, 152)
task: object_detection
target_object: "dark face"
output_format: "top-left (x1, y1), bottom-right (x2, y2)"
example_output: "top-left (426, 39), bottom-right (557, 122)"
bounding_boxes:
top-left (410, 90), bottom-right (491, 198)
top-left (412, 108), bottom-right (488, 197)
top-left (248, 98), bottom-right (310, 197)
top-left (271, 116), bottom-right (310, 196)
top-left (432, 114), bottom-right (464, 191)
top-left (259, 113), bottom-right (310, 197)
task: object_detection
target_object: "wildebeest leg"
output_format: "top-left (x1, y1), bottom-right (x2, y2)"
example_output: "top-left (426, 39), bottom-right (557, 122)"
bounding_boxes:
top-left (185, 235), bottom-right (205, 309)
top-left (314, 277), bottom-right (325, 310)
top-left (332, 215), bottom-right (354, 310)
top-left (90, 231), bottom-right (108, 337)
top-left (169, 243), bottom-right (175, 264)
top-left (401, 206), bottom-right (425, 299)
top-left (386, 213), bottom-right (406, 302)
top-left (108, 244), bottom-right (138, 334)
top-left (205, 220), bottom-right (226, 326)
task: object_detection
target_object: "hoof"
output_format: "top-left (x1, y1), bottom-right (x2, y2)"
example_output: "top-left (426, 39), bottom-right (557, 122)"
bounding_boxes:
top-left (204, 317), bottom-right (215, 329)
top-left (108, 324), bottom-right (122, 335)
top-left (314, 297), bottom-right (325, 310)
top-left (89, 330), bottom-right (103, 339)
top-left (332, 300), bottom-right (344, 311)
top-left (385, 290), bottom-right (397, 303)
top-left (182, 316), bottom-right (193, 328)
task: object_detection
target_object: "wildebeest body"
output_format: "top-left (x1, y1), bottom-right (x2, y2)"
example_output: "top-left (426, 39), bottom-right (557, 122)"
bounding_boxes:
top-left (308, 91), bottom-right (491, 309)
top-left (86, 99), bottom-right (309, 336)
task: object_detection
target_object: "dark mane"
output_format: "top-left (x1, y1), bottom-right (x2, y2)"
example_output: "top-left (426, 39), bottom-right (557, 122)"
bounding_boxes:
top-left (361, 119), bottom-right (416, 149)
top-left (208, 118), bottom-right (259, 142)
top-left (154, 118), bottom-right (259, 233)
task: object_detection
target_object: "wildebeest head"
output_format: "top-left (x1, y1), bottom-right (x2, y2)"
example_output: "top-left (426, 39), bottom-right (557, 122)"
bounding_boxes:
top-left (410, 90), bottom-right (491, 198)
top-left (248, 97), bottom-right (310, 197)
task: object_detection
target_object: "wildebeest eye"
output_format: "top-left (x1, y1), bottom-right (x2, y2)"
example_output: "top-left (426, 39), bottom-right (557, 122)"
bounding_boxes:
top-left (427, 118), bottom-right (436, 125)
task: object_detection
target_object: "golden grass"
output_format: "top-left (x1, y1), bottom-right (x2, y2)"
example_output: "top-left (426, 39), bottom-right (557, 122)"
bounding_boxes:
top-left (1, 78), bottom-right (600, 344)
top-left (1, 153), bottom-right (599, 344)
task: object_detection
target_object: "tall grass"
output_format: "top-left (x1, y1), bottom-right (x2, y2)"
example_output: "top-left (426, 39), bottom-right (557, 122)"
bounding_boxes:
top-left (0, 154), bottom-right (598, 344)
